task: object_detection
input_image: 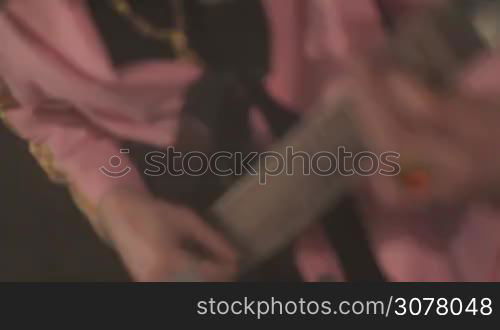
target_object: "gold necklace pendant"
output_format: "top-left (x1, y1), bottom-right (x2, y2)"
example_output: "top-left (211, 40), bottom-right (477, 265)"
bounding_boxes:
top-left (109, 0), bottom-right (200, 63)
top-left (168, 30), bottom-right (199, 62)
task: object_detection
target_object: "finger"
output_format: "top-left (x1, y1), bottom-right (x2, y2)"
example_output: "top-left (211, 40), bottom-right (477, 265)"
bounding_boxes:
top-left (198, 259), bottom-right (239, 282)
top-left (429, 103), bottom-right (500, 201)
top-left (134, 249), bottom-right (206, 282)
top-left (163, 249), bottom-right (210, 282)
top-left (166, 245), bottom-right (237, 282)
top-left (349, 87), bottom-right (409, 153)
top-left (385, 73), bottom-right (439, 121)
top-left (440, 98), bottom-right (499, 146)
top-left (374, 72), bottom-right (441, 129)
top-left (176, 208), bottom-right (239, 263)
top-left (354, 64), bottom-right (443, 130)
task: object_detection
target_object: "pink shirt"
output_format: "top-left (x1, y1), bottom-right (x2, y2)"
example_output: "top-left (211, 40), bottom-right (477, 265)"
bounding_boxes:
top-left (2, 0), bottom-right (500, 281)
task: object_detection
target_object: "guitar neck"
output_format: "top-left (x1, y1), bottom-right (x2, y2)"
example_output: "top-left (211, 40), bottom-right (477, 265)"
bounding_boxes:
top-left (211, 100), bottom-right (363, 271)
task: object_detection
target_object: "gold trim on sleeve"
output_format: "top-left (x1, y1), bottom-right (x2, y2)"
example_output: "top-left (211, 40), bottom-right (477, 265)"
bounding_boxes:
top-left (29, 143), bottom-right (105, 236)
top-left (29, 143), bottom-right (68, 185)
top-left (1, 81), bottom-right (105, 236)
top-left (0, 83), bottom-right (19, 134)
top-left (68, 183), bottom-right (110, 242)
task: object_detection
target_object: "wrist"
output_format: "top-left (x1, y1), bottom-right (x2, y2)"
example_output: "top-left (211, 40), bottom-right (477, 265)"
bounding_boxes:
top-left (95, 184), bottom-right (154, 242)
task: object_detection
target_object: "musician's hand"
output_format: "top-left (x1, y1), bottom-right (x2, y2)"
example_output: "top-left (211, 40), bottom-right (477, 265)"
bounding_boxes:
top-left (340, 66), bottom-right (500, 208)
top-left (96, 187), bottom-right (239, 282)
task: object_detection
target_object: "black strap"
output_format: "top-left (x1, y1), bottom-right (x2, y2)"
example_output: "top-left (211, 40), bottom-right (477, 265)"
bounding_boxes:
top-left (239, 76), bottom-right (300, 138)
top-left (375, 0), bottom-right (396, 31)
top-left (323, 197), bottom-right (386, 282)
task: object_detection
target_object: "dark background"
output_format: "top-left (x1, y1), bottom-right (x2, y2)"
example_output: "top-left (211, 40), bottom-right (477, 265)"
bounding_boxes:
top-left (0, 126), bottom-right (128, 281)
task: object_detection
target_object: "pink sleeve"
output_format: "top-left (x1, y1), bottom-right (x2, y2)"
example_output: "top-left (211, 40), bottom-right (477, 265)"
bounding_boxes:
top-left (1, 78), bottom-right (147, 210)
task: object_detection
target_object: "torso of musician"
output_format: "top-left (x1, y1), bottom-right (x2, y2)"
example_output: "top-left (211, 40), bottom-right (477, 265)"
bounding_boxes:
top-left (2, 0), bottom-right (500, 282)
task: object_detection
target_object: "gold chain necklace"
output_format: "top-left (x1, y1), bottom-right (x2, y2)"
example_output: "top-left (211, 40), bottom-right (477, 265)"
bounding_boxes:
top-left (108, 0), bottom-right (198, 61)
